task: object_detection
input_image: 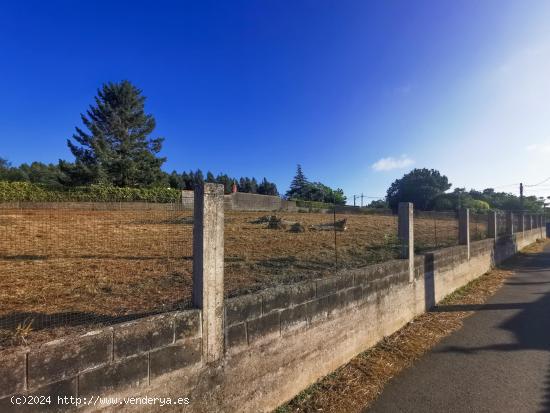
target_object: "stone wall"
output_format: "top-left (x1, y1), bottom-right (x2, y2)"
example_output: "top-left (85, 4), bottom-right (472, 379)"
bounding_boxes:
top-left (0, 229), bottom-right (544, 412)
top-left (0, 310), bottom-right (201, 412)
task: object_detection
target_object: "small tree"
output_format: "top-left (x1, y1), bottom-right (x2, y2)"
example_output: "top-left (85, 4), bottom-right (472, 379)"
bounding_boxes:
top-left (0, 158), bottom-right (30, 182)
top-left (206, 171), bottom-right (216, 183)
top-left (0, 158), bottom-right (9, 170)
top-left (60, 80), bottom-right (165, 187)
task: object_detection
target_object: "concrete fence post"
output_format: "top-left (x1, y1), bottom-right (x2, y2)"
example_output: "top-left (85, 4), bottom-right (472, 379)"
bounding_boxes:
top-left (398, 202), bottom-right (414, 282)
top-left (458, 208), bottom-right (470, 260)
top-left (193, 183), bottom-right (225, 363)
top-left (506, 211), bottom-right (514, 236)
top-left (519, 213), bottom-right (525, 236)
top-left (488, 211), bottom-right (497, 242)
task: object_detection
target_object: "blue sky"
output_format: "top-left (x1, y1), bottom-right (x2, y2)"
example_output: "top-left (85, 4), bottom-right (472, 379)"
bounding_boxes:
top-left (1, 1), bottom-right (550, 201)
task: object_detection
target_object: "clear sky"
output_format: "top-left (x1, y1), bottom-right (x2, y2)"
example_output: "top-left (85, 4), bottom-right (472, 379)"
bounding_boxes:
top-left (1, 1), bottom-right (550, 201)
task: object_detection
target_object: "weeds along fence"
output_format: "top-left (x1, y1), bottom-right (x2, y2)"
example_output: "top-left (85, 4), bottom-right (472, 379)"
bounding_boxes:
top-left (0, 202), bottom-right (193, 348)
top-left (413, 210), bottom-right (459, 253)
top-left (223, 208), bottom-right (400, 296)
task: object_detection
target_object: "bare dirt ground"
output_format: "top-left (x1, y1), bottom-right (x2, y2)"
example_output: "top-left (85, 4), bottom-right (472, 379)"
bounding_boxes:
top-left (275, 239), bottom-right (549, 413)
top-left (0, 206), bottom-right (463, 350)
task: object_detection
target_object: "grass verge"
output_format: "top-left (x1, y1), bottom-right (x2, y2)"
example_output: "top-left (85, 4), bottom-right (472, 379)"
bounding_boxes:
top-left (275, 239), bottom-right (549, 413)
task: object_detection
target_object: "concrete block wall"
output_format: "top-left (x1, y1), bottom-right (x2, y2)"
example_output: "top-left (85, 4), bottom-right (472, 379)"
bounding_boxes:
top-left (134, 227), bottom-right (543, 412)
top-left (182, 191), bottom-right (300, 212)
top-left (224, 259), bottom-right (410, 353)
top-left (0, 310), bottom-right (201, 412)
top-left (224, 192), bottom-right (302, 212)
top-left (0, 230), bottom-right (544, 412)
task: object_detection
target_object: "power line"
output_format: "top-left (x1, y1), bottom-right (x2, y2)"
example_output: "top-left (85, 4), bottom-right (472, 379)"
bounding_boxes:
top-left (490, 183), bottom-right (520, 189)
top-left (525, 176), bottom-right (550, 187)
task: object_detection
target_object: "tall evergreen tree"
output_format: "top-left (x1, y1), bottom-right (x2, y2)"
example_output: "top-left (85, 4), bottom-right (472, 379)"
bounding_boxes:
top-left (59, 80), bottom-right (165, 187)
top-left (285, 164), bottom-right (309, 199)
top-left (206, 171), bottom-right (216, 183)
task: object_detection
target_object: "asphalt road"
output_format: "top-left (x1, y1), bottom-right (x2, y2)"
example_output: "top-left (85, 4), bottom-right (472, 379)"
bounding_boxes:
top-left (367, 244), bottom-right (550, 413)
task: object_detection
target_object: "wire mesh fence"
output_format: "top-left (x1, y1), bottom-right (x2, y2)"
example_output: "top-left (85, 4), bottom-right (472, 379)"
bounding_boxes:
top-left (513, 213), bottom-right (521, 232)
top-left (223, 207), bottom-right (400, 296)
top-left (0, 202), bottom-right (193, 349)
top-left (532, 215), bottom-right (542, 229)
top-left (413, 210), bottom-right (459, 253)
top-left (1, 197), bottom-right (544, 350)
top-left (470, 212), bottom-right (489, 241)
top-left (497, 212), bottom-right (507, 237)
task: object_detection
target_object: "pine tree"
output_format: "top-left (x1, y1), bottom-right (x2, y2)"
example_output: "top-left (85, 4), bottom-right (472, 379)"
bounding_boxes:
top-left (59, 80), bottom-right (166, 187)
top-left (285, 164), bottom-right (309, 199)
top-left (250, 177), bottom-right (258, 193)
top-left (215, 173), bottom-right (233, 193)
top-left (257, 178), bottom-right (278, 196)
top-left (193, 170), bottom-right (204, 188)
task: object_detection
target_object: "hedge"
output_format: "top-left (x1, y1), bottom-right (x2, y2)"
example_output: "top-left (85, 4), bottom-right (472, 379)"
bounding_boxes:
top-left (0, 181), bottom-right (182, 203)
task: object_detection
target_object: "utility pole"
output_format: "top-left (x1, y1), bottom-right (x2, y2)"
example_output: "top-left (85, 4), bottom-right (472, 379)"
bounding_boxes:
top-left (361, 193), bottom-right (364, 208)
top-left (353, 194), bottom-right (357, 207)
top-left (520, 183), bottom-right (524, 212)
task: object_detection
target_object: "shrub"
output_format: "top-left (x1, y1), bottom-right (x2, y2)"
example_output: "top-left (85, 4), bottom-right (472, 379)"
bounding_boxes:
top-left (466, 199), bottom-right (490, 212)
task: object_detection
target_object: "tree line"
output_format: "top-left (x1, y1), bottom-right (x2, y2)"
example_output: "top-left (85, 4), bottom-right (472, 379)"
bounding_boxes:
top-left (3, 80), bottom-right (542, 210)
top-left (167, 170), bottom-right (278, 195)
top-left (0, 158), bottom-right (279, 196)
top-left (372, 168), bottom-right (546, 213)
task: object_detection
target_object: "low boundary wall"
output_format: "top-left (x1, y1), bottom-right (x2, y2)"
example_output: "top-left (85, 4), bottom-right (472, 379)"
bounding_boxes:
top-left (0, 227), bottom-right (544, 412)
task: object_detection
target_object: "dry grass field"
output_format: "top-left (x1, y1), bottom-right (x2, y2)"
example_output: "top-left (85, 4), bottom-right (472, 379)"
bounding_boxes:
top-left (0, 205), bottom-right (465, 349)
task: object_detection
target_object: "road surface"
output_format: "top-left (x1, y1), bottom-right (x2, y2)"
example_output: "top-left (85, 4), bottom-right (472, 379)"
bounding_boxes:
top-left (367, 244), bottom-right (550, 413)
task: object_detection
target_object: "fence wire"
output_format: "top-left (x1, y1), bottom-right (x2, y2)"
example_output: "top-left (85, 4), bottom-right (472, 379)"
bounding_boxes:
top-left (0, 202), bottom-right (192, 349)
top-left (513, 214), bottom-right (521, 232)
top-left (2, 199), bottom-right (544, 349)
top-left (470, 212), bottom-right (489, 241)
top-left (497, 212), bottom-right (507, 237)
top-left (224, 207), bottom-right (399, 296)
top-left (413, 210), bottom-right (459, 253)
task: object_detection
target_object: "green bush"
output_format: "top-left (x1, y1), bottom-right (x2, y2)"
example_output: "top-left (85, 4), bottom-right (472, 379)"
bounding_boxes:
top-left (465, 199), bottom-right (490, 212)
top-left (0, 181), bottom-right (182, 203)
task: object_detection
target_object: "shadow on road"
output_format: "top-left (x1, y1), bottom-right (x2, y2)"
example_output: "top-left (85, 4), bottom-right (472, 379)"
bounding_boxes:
top-left (431, 249), bottom-right (550, 412)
